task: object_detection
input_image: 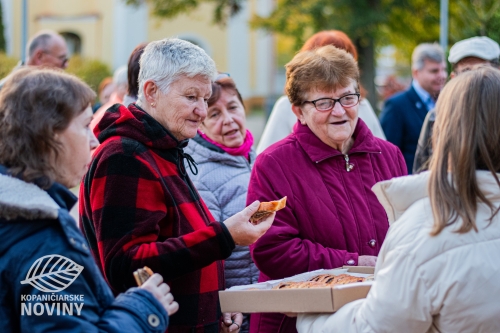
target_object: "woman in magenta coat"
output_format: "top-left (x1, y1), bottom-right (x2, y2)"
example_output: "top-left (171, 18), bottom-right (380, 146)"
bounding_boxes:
top-left (247, 45), bottom-right (407, 333)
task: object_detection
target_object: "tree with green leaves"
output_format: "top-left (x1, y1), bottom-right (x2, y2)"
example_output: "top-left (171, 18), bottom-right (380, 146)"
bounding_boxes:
top-left (126, 0), bottom-right (500, 105)
top-left (124, 0), bottom-right (245, 24)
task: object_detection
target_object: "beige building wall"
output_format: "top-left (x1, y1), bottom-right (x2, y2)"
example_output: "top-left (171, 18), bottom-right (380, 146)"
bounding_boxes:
top-left (11, 0), bottom-right (115, 64)
top-left (3, 0), bottom-right (276, 101)
top-left (147, 3), bottom-right (227, 73)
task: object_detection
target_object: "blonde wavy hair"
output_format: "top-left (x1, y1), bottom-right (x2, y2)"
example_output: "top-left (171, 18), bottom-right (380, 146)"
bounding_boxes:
top-left (429, 66), bottom-right (500, 235)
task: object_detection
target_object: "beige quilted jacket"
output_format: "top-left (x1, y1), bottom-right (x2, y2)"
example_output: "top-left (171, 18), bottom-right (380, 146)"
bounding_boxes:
top-left (297, 171), bottom-right (500, 333)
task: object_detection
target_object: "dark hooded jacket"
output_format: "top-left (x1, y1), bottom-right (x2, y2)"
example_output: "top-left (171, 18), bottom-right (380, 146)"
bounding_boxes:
top-left (0, 166), bottom-right (168, 333)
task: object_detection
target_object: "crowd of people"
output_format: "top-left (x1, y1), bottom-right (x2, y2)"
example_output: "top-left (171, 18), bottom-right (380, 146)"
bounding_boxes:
top-left (0, 27), bottom-right (499, 333)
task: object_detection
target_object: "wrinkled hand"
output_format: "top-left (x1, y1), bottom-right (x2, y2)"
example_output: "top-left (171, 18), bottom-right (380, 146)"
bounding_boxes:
top-left (220, 312), bottom-right (243, 332)
top-left (358, 255), bottom-right (377, 267)
top-left (224, 201), bottom-right (275, 246)
top-left (141, 273), bottom-right (179, 316)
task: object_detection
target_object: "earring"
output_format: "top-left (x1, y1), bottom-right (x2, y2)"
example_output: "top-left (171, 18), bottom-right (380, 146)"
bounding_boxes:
top-left (151, 102), bottom-right (156, 107)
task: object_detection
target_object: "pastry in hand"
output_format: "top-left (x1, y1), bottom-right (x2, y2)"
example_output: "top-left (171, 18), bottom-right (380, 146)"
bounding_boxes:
top-left (133, 266), bottom-right (154, 286)
top-left (250, 196), bottom-right (287, 223)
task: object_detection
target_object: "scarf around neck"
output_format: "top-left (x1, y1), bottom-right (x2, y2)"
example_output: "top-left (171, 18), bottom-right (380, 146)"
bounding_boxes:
top-left (198, 129), bottom-right (254, 159)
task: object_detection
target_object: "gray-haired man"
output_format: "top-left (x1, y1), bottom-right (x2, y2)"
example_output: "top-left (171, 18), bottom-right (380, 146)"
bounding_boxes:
top-left (0, 30), bottom-right (68, 89)
top-left (380, 43), bottom-right (447, 174)
top-left (413, 36), bottom-right (500, 173)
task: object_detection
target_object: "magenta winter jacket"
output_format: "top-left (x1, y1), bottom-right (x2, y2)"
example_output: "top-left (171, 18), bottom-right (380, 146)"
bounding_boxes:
top-left (247, 119), bottom-right (407, 333)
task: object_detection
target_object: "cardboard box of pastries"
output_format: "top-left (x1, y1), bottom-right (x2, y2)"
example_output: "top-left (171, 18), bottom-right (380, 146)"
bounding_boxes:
top-left (219, 266), bottom-right (374, 313)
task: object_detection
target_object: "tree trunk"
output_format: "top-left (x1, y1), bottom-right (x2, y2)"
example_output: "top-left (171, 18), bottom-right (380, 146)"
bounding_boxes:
top-left (0, 1), bottom-right (5, 52)
top-left (356, 37), bottom-right (377, 112)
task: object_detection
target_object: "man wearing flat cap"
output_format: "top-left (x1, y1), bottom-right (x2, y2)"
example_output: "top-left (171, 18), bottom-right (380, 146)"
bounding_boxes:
top-left (413, 36), bottom-right (500, 173)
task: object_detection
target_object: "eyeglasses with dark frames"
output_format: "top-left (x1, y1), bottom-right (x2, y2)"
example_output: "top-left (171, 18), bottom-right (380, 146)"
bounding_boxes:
top-left (43, 50), bottom-right (68, 67)
top-left (302, 93), bottom-right (360, 111)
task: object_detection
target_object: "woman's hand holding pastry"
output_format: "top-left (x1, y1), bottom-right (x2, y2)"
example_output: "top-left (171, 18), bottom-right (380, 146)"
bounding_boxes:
top-left (224, 201), bottom-right (275, 246)
top-left (141, 273), bottom-right (179, 316)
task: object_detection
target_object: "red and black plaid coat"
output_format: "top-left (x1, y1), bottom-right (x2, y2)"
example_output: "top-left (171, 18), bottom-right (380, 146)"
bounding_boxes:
top-left (79, 104), bottom-right (235, 333)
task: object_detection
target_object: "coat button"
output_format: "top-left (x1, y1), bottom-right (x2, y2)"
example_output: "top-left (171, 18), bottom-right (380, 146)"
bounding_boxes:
top-left (69, 237), bottom-right (76, 245)
top-left (368, 239), bottom-right (376, 248)
top-left (346, 259), bottom-right (355, 265)
top-left (148, 314), bottom-right (160, 327)
top-left (82, 243), bottom-right (88, 250)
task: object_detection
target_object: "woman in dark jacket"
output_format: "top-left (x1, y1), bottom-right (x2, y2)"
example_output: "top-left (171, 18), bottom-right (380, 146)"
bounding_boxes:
top-left (247, 46), bottom-right (407, 333)
top-left (0, 67), bottom-right (177, 332)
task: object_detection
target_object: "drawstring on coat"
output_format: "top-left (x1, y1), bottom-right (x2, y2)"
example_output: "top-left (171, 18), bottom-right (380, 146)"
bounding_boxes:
top-left (177, 148), bottom-right (198, 176)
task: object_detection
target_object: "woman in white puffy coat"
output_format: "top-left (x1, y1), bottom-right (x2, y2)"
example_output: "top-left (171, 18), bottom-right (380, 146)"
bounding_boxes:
top-left (297, 66), bottom-right (500, 333)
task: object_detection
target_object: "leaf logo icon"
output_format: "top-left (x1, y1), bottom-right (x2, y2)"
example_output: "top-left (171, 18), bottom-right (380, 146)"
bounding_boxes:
top-left (20, 255), bottom-right (84, 292)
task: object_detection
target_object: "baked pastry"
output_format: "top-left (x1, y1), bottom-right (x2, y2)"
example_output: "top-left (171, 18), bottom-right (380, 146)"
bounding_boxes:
top-left (295, 281), bottom-right (326, 289)
top-left (133, 266), bottom-right (154, 286)
top-left (333, 274), bottom-right (365, 285)
top-left (271, 273), bottom-right (366, 290)
top-left (273, 281), bottom-right (296, 289)
top-left (273, 281), bottom-right (326, 289)
top-left (309, 274), bottom-right (338, 285)
top-left (250, 196), bottom-right (287, 223)
top-left (309, 273), bottom-right (365, 286)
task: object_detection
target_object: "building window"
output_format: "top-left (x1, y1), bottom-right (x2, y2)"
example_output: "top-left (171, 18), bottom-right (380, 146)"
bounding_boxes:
top-left (60, 32), bottom-right (81, 57)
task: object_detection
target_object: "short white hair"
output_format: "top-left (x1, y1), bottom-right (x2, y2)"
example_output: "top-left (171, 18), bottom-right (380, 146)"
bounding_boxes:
top-left (113, 65), bottom-right (128, 88)
top-left (137, 38), bottom-right (217, 102)
top-left (412, 43), bottom-right (445, 71)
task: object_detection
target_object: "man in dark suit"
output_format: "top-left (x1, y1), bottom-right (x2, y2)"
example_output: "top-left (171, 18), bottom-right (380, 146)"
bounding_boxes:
top-left (412, 36), bottom-right (500, 173)
top-left (380, 43), bottom-right (446, 174)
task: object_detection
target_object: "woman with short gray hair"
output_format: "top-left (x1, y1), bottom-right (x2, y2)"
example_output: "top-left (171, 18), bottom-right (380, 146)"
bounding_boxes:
top-left (80, 38), bottom-right (274, 333)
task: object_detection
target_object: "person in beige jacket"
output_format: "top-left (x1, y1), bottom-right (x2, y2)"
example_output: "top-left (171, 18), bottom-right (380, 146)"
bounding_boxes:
top-left (296, 66), bottom-right (500, 332)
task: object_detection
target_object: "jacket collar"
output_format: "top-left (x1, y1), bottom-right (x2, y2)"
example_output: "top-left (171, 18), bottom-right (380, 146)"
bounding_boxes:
top-left (94, 103), bottom-right (188, 151)
top-left (294, 117), bottom-right (382, 163)
top-left (0, 166), bottom-right (65, 221)
top-left (412, 80), bottom-right (435, 109)
top-left (45, 182), bottom-right (77, 212)
top-left (187, 134), bottom-right (255, 168)
top-left (191, 133), bottom-right (226, 154)
top-left (372, 171), bottom-right (500, 225)
top-left (407, 85), bottom-right (427, 112)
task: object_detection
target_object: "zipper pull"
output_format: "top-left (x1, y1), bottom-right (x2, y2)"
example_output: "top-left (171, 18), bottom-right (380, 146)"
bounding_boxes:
top-left (344, 154), bottom-right (354, 172)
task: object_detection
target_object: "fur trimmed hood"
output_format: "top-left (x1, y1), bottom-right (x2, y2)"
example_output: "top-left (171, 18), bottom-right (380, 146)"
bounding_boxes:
top-left (0, 173), bottom-right (59, 220)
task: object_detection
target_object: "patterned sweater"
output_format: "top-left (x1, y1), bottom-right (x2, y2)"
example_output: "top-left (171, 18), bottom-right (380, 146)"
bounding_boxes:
top-left (80, 103), bottom-right (235, 333)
